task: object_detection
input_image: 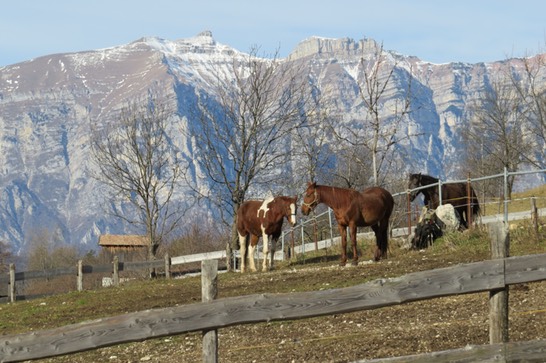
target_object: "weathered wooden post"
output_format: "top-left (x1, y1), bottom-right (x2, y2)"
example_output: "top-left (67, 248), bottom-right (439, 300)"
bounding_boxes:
top-left (406, 191), bottom-right (412, 235)
top-left (300, 224), bottom-right (305, 259)
top-left (313, 216), bottom-right (318, 252)
top-left (466, 177), bottom-right (472, 227)
top-left (288, 229), bottom-right (294, 259)
top-left (488, 221), bottom-right (509, 344)
top-left (9, 263), bottom-right (15, 303)
top-left (164, 253), bottom-right (171, 279)
top-left (112, 256), bottom-right (120, 286)
top-left (531, 197), bottom-right (539, 234)
top-left (225, 242), bottom-right (233, 272)
top-left (202, 259), bottom-right (218, 363)
top-left (77, 260), bottom-right (83, 292)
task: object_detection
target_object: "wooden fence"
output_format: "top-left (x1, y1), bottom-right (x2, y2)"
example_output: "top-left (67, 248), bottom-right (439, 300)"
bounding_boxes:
top-left (1, 247), bottom-right (546, 361)
top-left (1, 250), bottom-right (228, 303)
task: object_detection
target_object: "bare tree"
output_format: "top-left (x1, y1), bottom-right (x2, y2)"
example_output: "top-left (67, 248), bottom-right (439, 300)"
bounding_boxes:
top-left (510, 53), bottom-right (546, 167)
top-left (291, 91), bottom-right (336, 186)
top-left (0, 240), bottom-right (13, 273)
top-left (464, 72), bottom-right (529, 199)
top-left (90, 96), bottom-right (184, 261)
top-left (333, 41), bottom-right (414, 187)
top-left (22, 230), bottom-right (79, 294)
top-left (330, 130), bottom-right (374, 189)
top-left (186, 47), bottom-right (309, 268)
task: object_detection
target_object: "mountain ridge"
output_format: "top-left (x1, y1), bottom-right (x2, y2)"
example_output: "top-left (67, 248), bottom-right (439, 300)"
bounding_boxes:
top-left (0, 31), bottom-right (542, 255)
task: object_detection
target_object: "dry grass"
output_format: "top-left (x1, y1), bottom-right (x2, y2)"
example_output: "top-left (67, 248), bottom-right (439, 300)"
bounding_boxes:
top-left (1, 222), bottom-right (546, 362)
top-left (3, 182), bottom-right (546, 361)
top-left (482, 184), bottom-right (546, 216)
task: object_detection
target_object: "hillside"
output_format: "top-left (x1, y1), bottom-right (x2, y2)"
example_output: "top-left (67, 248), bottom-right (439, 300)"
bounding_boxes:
top-left (1, 31), bottom-right (546, 255)
top-left (1, 226), bottom-right (546, 362)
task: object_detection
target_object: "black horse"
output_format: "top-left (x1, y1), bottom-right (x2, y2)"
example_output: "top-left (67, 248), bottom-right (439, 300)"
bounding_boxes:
top-left (408, 173), bottom-right (480, 228)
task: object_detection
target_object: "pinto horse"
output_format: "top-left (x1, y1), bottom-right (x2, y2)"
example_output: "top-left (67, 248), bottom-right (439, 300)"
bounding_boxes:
top-left (408, 173), bottom-right (480, 228)
top-left (236, 195), bottom-right (297, 272)
top-left (301, 182), bottom-right (394, 265)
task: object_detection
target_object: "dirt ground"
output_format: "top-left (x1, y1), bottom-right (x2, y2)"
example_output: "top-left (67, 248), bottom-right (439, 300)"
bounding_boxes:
top-left (33, 240), bottom-right (546, 363)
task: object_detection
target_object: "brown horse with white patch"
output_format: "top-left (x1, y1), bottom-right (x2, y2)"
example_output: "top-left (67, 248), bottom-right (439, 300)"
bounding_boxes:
top-left (301, 182), bottom-right (394, 265)
top-left (236, 195), bottom-right (298, 272)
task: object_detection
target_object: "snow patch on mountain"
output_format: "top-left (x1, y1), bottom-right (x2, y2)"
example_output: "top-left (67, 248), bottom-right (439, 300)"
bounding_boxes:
top-left (0, 31), bottom-right (544, 255)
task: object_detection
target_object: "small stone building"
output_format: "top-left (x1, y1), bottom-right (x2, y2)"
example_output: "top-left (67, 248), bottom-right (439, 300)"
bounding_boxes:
top-left (98, 234), bottom-right (149, 262)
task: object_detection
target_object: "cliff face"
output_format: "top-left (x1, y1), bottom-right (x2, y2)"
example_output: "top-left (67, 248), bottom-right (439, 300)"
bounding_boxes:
top-left (0, 32), bottom-right (540, 253)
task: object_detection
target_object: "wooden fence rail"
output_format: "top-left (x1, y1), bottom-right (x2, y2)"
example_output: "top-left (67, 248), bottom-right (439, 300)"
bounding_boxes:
top-left (1, 252), bottom-right (221, 302)
top-left (0, 258), bottom-right (165, 285)
top-left (1, 252), bottom-right (546, 362)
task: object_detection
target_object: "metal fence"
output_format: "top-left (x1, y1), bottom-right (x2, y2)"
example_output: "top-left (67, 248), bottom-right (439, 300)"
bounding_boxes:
top-left (275, 167), bottom-right (546, 261)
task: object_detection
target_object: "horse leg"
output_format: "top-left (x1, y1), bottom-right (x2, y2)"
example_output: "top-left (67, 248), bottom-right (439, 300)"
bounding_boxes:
top-left (381, 220), bottom-right (389, 259)
top-left (261, 234), bottom-right (270, 271)
top-left (371, 222), bottom-right (388, 261)
top-left (238, 233), bottom-right (247, 272)
top-left (248, 235), bottom-right (259, 272)
top-left (457, 206), bottom-right (468, 229)
top-left (338, 224), bottom-right (348, 266)
top-left (349, 225), bottom-right (358, 266)
top-left (270, 237), bottom-right (277, 271)
top-left (371, 224), bottom-right (381, 261)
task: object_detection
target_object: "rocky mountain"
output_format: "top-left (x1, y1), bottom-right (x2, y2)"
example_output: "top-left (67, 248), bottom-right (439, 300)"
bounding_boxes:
top-left (0, 31), bottom-right (542, 254)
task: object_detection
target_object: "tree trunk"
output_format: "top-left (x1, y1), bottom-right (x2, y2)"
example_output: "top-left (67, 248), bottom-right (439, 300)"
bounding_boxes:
top-left (226, 221), bottom-right (239, 272)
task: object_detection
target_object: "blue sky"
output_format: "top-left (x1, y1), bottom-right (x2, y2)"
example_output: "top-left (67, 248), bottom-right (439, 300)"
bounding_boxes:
top-left (1, 0), bottom-right (545, 67)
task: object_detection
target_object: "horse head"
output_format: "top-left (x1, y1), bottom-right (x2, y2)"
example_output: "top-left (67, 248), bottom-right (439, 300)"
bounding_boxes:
top-left (301, 182), bottom-right (319, 216)
top-left (281, 195), bottom-right (298, 227)
top-left (408, 173), bottom-right (422, 202)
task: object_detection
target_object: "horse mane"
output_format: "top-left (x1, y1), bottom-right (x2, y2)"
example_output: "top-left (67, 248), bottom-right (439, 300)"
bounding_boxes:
top-left (418, 174), bottom-right (439, 186)
top-left (272, 195), bottom-right (293, 203)
top-left (271, 195), bottom-right (297, 205)
top-left (316, 184), bottom-right (360, 209)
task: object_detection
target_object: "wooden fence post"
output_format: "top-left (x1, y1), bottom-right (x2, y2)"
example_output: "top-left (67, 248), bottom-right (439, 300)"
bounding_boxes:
top-left (113, 256), bottom-right (120, 287)
top-left (9, 263), bottom-right (15, 303)
top-left (202, 259), bottom-right (218, 363)
top-left (290, 229), bottom-right (295, 260)
top-left (531, 197), bottom-right (538, 234)
top-left (488, 221), bottom-right (509, 344)
top-left (407, 191), bottom-right (412, 235)
top-left (466, 177), bottom-right (472, 227)
top-left (225, 242), bottom-right (233, 272)
top-left (77, 260), bottom-right (83, 292)
top-left (164, 253), bottom-right (171, 279)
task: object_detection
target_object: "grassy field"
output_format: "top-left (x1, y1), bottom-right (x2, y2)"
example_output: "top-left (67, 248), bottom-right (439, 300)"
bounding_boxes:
top-left (1, 184), bottom-right (546, 362)
top-left (481, 183), bottom-right (546, 216)
top-left (2, 216), bottom-right (546, 362)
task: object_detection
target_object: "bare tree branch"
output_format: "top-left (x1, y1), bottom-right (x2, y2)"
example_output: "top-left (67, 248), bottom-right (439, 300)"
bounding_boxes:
top-left (90, 95), bottom-right (185, 261)
top-left (464, 70), bottom-right (530, 199)
top-left (185, 47), bottom-right (311, 259)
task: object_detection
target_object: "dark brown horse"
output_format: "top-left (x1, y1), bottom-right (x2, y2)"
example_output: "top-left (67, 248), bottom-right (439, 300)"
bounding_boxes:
top-left (301, 182), bottom-right (394, 265)
top-left (236, 195), bottom-right (298, 272)
top-left (408, 173), bottom-right (480, 228)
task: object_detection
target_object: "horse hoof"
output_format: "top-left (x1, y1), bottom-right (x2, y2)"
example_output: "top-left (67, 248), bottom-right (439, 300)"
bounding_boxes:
top-left (339, 261), bottom-right (346, 267)
top-left (351, 260), bottom-right (358, 266)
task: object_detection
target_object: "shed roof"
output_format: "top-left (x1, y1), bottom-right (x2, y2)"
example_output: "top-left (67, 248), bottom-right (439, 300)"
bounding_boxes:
top-left (98, 234), bottom-right (149, 247)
